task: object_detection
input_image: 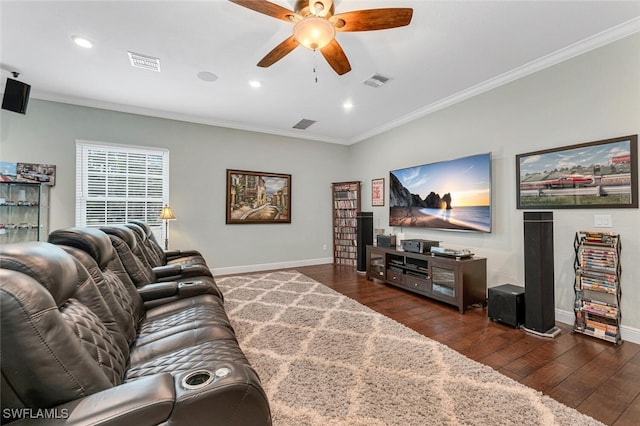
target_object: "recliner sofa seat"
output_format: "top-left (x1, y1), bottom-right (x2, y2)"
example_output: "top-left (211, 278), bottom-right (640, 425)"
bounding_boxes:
top-left (0, 228), bottom-right (271, 425)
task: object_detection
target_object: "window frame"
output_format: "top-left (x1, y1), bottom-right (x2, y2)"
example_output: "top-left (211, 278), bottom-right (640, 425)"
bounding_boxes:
top-left (75, 140), bottom-right (169, 242)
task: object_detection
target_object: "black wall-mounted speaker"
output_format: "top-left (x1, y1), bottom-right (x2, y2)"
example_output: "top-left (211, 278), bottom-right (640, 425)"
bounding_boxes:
top-left (356, 212), bottom-right (373, 273)
top-left (488, 284), bottom-right (525, 328)
top-left (2, 78), bottom-right (31, 114)
top-left (523, 211), bottom-right (555, 333)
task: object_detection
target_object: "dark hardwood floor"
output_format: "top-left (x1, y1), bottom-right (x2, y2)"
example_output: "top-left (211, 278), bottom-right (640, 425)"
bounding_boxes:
top-left (286, 263), bottom-right (640, 426)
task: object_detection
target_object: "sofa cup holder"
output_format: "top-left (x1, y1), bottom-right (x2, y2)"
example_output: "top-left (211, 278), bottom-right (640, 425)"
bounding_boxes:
top-left (181, 370), bottom-right (214, 390)
top-left (179, 280), bottom-right (202, 288)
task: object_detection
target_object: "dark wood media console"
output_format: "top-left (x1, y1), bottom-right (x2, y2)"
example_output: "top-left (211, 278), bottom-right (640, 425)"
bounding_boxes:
top-left (365, 245), bottom-right (487, 313)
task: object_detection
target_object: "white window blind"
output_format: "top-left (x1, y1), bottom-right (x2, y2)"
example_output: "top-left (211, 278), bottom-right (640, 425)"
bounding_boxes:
top-left (76, 140), bottom-right (169, 241)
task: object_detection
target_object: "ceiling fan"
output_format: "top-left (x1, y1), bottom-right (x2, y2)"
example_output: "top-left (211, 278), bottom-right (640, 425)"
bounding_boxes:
top-left (229, 0), bottom-right (413, 75)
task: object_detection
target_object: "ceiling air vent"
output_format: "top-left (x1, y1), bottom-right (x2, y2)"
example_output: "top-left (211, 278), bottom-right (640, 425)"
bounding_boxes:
top-left (293, 119), bottom-right (316, 130)
top-left (363, 74), bottom-right (390, 88)
top-left (128, 52), bottom-right (161, 72)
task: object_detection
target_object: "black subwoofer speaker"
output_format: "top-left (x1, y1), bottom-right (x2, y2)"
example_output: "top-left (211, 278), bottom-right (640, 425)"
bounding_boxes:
top-left (488, 284), bottom-right (525, 328)
top-left (356, 212), bottom-right (373, 273)
top-left (523, 211), bottom-right (555, 333)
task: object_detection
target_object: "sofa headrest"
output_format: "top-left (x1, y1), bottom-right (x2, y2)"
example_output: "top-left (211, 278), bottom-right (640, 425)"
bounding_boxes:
top-left (128, 220), bottom-right (152, 237)
top-left (0, 242), bottom-right (81, 304)
top-left (48, 227), bottom-right (115, 268)
top-left (125, 223), bottom-right (146, 241)
top-left (100, 225), bottom-right (137, 249)
top-left (0, 268), bottom-right (114, 408)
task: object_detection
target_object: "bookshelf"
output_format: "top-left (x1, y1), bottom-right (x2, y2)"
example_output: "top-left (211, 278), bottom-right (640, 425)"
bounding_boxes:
top-left (573, 230), bottom-right (622, 344)
top-left (332, 181), bottom-right (361, 266)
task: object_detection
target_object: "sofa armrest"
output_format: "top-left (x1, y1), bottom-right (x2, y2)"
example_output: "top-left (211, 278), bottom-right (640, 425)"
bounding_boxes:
top-left (163, 249), bottom-right (182, 258)
top-left (9, 374), bottom-right (175, 426)
top-left (169, 363), bottom-right (271, 425)
top-left (138, 281), bottom-right (222, 309)
top-left (177, 280), bottom-right (214, 298)
top-left (153, 264), bottom-right (212, 282)
top-left (152, 264), bottom-right (183, 278)
top-left (165, 249), bottom-right (203, 259)
top-left (137, 282), bottom-right (179, 302)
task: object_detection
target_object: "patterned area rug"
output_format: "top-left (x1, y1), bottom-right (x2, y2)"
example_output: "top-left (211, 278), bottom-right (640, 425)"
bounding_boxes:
top-left (217, 271), bottom-right (603, 426)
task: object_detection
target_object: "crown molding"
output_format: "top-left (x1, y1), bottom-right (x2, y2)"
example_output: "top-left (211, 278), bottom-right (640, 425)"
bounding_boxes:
top-left (351, 16), bottom-right (640, 144)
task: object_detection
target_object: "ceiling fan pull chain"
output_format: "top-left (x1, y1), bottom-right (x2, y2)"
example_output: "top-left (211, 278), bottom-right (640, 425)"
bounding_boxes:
top-left (313, 50), bottom-right (319, 83)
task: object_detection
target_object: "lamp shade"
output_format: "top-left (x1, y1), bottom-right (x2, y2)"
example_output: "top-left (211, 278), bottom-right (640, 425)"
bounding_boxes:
top-left (160, 205), bottom-right (176, 220)
top-left (293, 16), bottom-right (336, 50)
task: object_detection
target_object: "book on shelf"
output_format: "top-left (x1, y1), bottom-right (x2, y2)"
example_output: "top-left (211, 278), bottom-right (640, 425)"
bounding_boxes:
top-left (580, 247), bottom-right (618, 256)
top-left (578, 269), bottom-right (617, 282)
top-left (584, 318), bottom-right (618, 337)
top-left (334, 200), bottom-right (358, 209)
top-left (334, 209), bottom-right (357, 218)
top-left (580, 283), bottom-right (616, 294)
top-left (334, 219), bottom-right (356, 227)
top-left (581, 305), bottom-right (618, 319)
top-left (580, 230), bottom-right (618, 243)
top-left (574, 310), bottom-right (585, 328)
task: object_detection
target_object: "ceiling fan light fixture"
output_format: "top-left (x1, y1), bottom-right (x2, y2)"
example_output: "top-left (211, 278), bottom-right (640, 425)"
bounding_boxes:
top-left (294, 16), bottom-right (335, 50)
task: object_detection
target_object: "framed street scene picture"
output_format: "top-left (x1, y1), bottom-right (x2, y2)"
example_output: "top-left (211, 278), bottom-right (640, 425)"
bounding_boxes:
top-left (226, 169), bottom-right (291, 224)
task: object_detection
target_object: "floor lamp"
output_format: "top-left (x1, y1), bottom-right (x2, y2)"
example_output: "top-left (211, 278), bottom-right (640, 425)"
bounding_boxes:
top-left (159, 205), bottom-right (176, 250)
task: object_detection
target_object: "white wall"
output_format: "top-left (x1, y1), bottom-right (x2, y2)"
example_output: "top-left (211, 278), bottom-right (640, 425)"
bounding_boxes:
top-left (0, 101), bottom-right (351, 272)
top-left (349, 33), bottom-right (640, 339)
top-left (1, 33), bottom-right (638, 340)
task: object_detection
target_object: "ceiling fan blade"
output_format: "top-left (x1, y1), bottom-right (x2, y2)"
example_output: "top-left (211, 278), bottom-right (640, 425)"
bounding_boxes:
top-left (229, 0), bottom-right (299, 23)
top-left (331, 8), bottom-right (413, 32)
top-left (257, 36), bottom-right (300, 67)
top-left (320, 39), bottom-right (351, 75)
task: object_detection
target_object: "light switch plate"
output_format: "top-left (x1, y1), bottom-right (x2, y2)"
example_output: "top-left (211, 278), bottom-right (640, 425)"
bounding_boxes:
top-left (594, 214), bottom-right (613, 228)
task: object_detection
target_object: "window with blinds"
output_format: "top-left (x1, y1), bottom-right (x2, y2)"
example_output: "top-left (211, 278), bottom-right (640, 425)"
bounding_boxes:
top-left (76, 141), bottom-right (169, 241)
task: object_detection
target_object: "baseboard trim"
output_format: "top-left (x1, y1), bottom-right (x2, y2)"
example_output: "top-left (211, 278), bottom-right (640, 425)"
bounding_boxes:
top-left (556, 308), bottom-right (640, 345)
top-left (212, 257), bottom-right (334, 276)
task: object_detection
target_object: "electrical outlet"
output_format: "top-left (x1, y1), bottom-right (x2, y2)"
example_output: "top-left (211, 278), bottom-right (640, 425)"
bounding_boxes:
top-left (322, 244), bottom-right (327, 251)
top-left (594, 214), bottom-right (613, 228)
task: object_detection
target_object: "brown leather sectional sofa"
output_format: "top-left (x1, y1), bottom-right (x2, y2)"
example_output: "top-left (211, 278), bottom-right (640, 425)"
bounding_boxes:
top-left (0, 224), bottom-right (271, 425)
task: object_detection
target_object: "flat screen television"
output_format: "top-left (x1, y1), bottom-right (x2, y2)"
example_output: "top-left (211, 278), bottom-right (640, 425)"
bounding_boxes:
top-left (2, 78), bottom-right (31, 114)
top-left (389, 153), bottom-right (492, 232)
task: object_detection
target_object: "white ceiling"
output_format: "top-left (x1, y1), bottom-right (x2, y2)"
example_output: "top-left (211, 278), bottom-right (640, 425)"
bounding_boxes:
top-left (1, 1), bottom-right (639, 145)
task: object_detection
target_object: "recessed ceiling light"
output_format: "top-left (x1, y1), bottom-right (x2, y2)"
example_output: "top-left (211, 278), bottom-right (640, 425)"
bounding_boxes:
top-left (71, 35), bottom-right (93, 49)
top-left (249, 80), bottom-right (261, 88)
top-left (343, 101), bottom-right (354, 110)
top-left (197, 71), bottom-right (218, 82)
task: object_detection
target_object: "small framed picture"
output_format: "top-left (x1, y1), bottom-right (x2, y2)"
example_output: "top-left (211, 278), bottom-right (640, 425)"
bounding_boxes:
top-left (372, 178), bottom-right (385, 206)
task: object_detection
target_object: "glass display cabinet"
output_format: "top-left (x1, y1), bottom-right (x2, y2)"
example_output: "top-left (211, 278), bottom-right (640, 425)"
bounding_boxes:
top-left (0, 182), bottom-right (49, 244)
